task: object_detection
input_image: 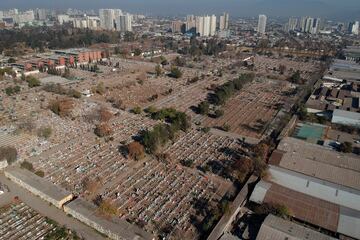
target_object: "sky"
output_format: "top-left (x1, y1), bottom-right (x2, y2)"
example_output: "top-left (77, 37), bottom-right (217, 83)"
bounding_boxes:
top-left (0, 0), bottom-right (359, 20)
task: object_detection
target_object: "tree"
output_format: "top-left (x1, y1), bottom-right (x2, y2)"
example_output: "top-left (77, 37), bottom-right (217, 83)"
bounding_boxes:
top-left (222, 124), bottom-right (230, 132)
top-left (96, 82), bottom-right (105, 95)
top-left (169, 66), bottom-right (182, 79)
top-left (35, 170), bottom-right (45, 177)
top-left (173, 56), bottom-right (186, 67)
top-left (27, 76), bottom-right (41, 88)
top-left (159, 56), bottom-right (168, 65)
top-left (98, 199), bottom-right (118, 216)
top-left (214, 109), bottom-right (224, 118)
top-left (20, 161), bottom-right (34, 171)
top-left (0, 146), bottom-right (18, 164)
top-left (37, 126), bottom-right (52, 139)
top-left (198, 101), bottom-right (210, 115)
top-left (289, 70), bottom-right (301, 84)
top-left (134, 48), bottom-right (142, 56)
top-left (279, 65), bottom-right (286, 75)
top-left (94, 123), bottom-right (113, 137)
top-left (339, 142), bottom-right (353, 153)
top-left (127, 142), bottom-right (145, 160)
top-left (298, 105), bottom-right (308, 121)
top-left (155, 64), bottom-right (162, 77)
top-left (99, 108), bottom-right (113, 122)
top-left (49, 99), bottom-right (74, 117)
top-left (132, 106), bottom-right (142, 114)
top-left (67, 89), bottom-right (81, 99)
top-left (124, 31), bottom-right (135, 42)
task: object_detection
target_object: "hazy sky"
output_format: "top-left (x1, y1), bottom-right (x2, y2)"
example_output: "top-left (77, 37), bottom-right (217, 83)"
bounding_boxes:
top-left (0, 0), bottom-right (360, 20)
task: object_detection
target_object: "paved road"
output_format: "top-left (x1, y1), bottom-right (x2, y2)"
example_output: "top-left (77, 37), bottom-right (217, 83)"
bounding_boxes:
top-left (0, 173), bottom-right (106, 240)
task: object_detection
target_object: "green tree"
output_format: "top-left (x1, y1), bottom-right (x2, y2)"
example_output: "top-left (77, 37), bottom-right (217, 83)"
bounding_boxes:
top-left (155, 64), bottom-right (162, 77)
top-left (198, 101), bottom-right (210, 115)
top-left (339, 142), bottom-right (353, 153)
top-left (27, 76), bottom-right (41, 88)
top-left (169, 66), bottom-right (182, 79)
top-left (214, 109), bottom-right (224, 118)
top-left (132, 106), bottom-right (142, 114)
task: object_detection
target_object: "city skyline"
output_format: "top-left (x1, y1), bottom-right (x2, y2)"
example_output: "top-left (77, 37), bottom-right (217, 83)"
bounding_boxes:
top-left (0, 0), bottom-right (359, 20)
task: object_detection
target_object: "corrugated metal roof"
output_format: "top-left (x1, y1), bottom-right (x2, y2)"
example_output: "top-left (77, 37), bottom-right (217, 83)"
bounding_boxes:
top-left (338, 206), bottom-right (360, 239)
top-left (249, 180), bottom-right (271, 203)
top-left (268, 166), bottom-right (360, 212)
top-left (333, 109), bottom-right (360, 121)
top-left (277, 137), bottom-right (360, 191)
top-left (256, 214), bottom-right (338, 240)
top-left (257, 181), bottom-right (340, 232)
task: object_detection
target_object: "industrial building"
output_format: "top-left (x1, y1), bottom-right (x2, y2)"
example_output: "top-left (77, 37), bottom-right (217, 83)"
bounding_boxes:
top-left (256, 214), bottom-right (337, 240)
top-left (250, 136), bottom-right (360, 239)
top-left (63, 198), bottom-right (154, 240)
top-left (4, 167), bottom-right (73, 209)
top-left (332, 109), bottom-right (360, 127)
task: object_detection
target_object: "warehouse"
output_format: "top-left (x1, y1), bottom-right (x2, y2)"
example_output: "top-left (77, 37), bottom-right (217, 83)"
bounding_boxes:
top-left (4, 167), bottom-right (73, 208)
top-left (250, 180), bottom-right (360, 239)
top-left (63, 198), bottom-right (154, 240)
top-left (256, 214), bottom-right (337, 240)
top-left (332, 109), bottom-right (360, 127)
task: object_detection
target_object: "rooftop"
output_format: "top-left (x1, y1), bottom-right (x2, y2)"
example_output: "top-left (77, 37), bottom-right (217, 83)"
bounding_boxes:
top-left (256, 214), bottom-right (337, 240)
top-left (274, 137), bottom-right (360, 191)
top-left (65, 198), bottom-right (154, 240)
top-left (4, 167), bottom-right (72, 202)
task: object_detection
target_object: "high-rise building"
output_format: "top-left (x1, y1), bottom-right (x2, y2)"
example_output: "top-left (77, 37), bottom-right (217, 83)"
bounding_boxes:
top-left (99, 9), bottom-right (115, 30)
top-left (219, 12), bottom-right (229, 30)
top-left (310, 18), bottom-right (320, 34)
top-left (35, 9), bottom-right (47, 20)
top-left (57, 14), bottom-right (70, 25)
top-left (257, 14), bottom-right (267, 34)
top-left (352, 21), bottom-right (359, 35)
top-left (172, 21), bottom-right (184, 33)
top-left (286, 17), bottom-right (298, 32)
top-left (300, 17), bottom-right (320, 34)
top-left (210, 15), bottom-right (217, 36)
top-left (186, 15), bottom-right (196, 32)
top-left (14, 10), bottom-right (35, 24)
top-left (195, 15), bottom-right (216, 37)
top-left (116, 14), bottom-right (132, 32)
top-left (300, 16), bottom-right (308, 32)
top-left (195, 16), bottom-right (204, 36)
